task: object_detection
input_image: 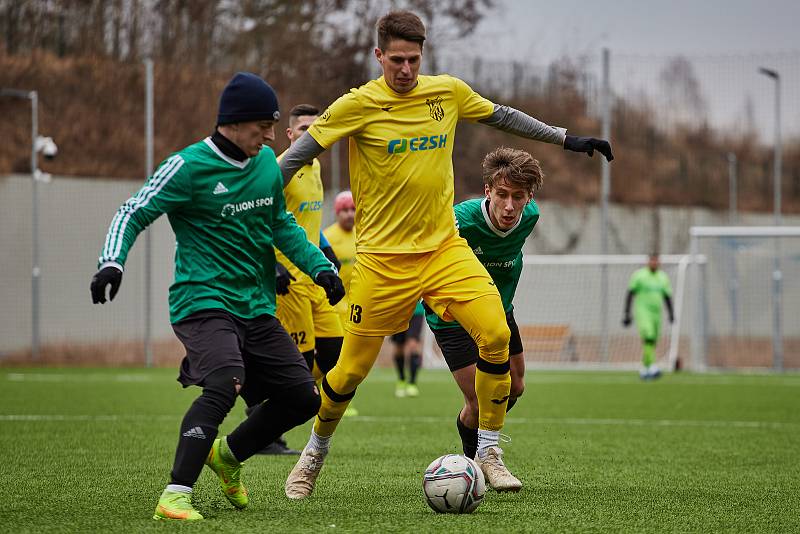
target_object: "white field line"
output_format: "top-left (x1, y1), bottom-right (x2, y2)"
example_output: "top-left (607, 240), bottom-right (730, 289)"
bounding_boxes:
top-left (5, 372), bottom-right (800, 387)
top-left (5, 373), bottom-right (157, 382)
top-left (0, 413), bottom-right (795, 429)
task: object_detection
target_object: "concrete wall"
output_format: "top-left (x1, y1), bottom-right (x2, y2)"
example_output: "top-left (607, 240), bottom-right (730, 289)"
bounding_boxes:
top-left (2, 173), bottom-right (798, 367)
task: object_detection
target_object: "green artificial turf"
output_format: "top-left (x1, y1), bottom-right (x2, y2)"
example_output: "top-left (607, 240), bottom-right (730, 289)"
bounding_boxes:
top-left (1, 367), bottom-right (798, 533)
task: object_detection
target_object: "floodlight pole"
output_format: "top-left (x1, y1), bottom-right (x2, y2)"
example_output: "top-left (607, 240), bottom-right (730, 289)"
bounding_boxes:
top-left (144, 58), bottom-right (154, 367)
top-left (727, 152), bottom-right (739, 333)
top-left (758, 67), bottom-right (782, 371)
top-left (600, 48), bottom-right (611, 361)
top-left (1, 88), bottom-right (41, 359)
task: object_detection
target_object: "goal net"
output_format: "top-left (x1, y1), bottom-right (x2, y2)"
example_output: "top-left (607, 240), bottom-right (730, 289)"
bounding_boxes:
top-left (689, 226), bottom-right (800, 371)
top-left (422, 255), bottom-right (691, 371)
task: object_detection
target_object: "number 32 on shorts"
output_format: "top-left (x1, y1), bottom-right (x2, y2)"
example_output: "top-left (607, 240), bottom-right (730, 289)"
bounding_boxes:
top-left (290, 331), bottom-right (307, 345)
top-left (349, 304), bottom-right (363, 324)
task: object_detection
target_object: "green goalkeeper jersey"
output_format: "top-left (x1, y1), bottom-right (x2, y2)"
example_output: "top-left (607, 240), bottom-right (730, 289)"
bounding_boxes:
top-left (98, 137), bottom-right (333, 323)
top-left (628, 267), bottom-right (672, 315)
top-left (426, 197), bottom-right (539, 330)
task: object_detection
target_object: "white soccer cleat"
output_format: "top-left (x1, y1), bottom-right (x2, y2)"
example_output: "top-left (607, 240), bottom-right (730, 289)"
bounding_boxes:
top-left (475, 446), bottom-right (522, 492)
top-left (285, 448), bottom-right (326, 499)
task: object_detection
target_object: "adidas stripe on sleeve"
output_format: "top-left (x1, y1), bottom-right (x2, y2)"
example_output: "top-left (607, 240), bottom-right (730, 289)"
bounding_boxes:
top-left (98, 154), bottom-right (190, 268)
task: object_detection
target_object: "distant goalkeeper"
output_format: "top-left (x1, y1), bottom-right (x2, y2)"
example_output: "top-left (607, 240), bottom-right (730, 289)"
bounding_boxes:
top-left (622, 254), bottom-right (674, 379)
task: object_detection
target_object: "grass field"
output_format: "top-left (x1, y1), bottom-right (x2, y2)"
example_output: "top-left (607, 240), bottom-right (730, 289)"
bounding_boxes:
top-left (2, 367), bottom-right (799, 533)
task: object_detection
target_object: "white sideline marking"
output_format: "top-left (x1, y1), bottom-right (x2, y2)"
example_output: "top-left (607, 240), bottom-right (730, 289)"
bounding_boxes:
top-left (5, 372), bottom-right (800, 387)
top-left (5, 373), bottom-right (155, 382)
top-left (0, 414), bottom-right (795, 429)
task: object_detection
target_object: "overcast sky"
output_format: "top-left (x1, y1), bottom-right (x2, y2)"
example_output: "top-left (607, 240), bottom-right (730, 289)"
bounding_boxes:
top-left (467, 0), bottom-right (800, 61)
top-left (451, 0), bottom-right (800, 140)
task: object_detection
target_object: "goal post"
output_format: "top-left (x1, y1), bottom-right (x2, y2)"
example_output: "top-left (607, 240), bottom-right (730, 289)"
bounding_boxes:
top-left (689, 226), bottom-right (800, 372)
top-left (422, 254), bottom-right (695, 371)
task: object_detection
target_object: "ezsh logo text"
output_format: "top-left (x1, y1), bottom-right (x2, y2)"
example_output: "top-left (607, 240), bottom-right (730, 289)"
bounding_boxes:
top-left (387, 134), bottom-right (447, 154)
top-left (299, 201), bottom-right (323, 212)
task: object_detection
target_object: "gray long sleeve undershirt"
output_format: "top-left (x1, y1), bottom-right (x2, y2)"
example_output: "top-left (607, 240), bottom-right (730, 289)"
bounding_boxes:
top-left (479, 104), bottom-right (567, 145)
top-left (279, 133), bottom-right (326, 186)
top-left (278, 104), bottom-right (567, 186)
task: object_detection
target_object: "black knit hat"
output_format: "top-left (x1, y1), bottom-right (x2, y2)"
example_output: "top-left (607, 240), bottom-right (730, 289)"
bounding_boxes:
top-left (217, 72), bottom-right (280, 125)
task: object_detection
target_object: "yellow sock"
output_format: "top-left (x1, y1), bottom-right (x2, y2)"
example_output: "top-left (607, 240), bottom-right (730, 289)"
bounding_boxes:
top-left (313, 381), bottom-right (352, 437)
top-left (312, 333), bottom-right (383, 437)
top-left (475, 367), bottom-right (511, 431)
top-left (311, 360), bottom-right (324, 382)
top-left (445, 295), bottom-right (511, 432)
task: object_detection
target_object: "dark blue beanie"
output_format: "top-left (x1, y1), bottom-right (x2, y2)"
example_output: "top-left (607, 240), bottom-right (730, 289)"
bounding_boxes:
top-left (217, 72), bottom-right (280, 125)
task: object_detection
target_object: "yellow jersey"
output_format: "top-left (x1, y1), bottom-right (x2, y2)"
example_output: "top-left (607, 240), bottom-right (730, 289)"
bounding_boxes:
top-left (275, 154), bottom-right (323, 284)
top-left (308, 74), bottom-right (494, 253)
top-left (323, 221), bottom-right (356, 294)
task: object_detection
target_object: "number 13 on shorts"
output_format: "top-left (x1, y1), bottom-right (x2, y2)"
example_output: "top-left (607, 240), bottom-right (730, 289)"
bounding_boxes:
top-left (349, 303), bottom-right (363, 324)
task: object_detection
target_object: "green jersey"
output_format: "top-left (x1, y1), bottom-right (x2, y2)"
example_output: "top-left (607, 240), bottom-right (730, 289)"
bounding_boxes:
top-left (98, 137), bottom-right (333, 323)
top-left (628, 267), bottom-right (672, 315)
top-left (426, 197), bottom-right (539, 330)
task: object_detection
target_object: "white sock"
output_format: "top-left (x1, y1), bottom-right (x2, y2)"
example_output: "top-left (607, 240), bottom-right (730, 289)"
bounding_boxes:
top-left (477, 430), bottom-right (500, 457)
top-left (307, 429), bottom-right (331, 454)
top-left (166, 484), bottom-right (192, 494)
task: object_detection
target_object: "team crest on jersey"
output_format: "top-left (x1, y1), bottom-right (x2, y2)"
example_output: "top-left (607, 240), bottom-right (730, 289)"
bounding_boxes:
top-left (426, 96), bottom-right (445, 121)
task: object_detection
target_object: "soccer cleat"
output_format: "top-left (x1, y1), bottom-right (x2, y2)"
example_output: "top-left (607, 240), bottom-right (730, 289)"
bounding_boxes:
top-left (152, 489), bottom-right (203, 521)
top-left (256, 436), bottom-right (301, 455)
top-left (648, 365), bottom-right (662, 379)
top-left (395, 381), bottom-right (407, 398)
top-left (285, 448), bottom-right (326, 500)
top-left (405, 383), bottom-right (420, 397)
top-left (205, 438), bottom-right (248, 509)
top-left (475, 446), bottom-right (522, 492)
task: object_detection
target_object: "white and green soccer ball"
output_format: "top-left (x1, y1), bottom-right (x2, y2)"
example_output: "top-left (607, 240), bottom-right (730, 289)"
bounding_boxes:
top-left (422, 454), bottom-right (485, 514)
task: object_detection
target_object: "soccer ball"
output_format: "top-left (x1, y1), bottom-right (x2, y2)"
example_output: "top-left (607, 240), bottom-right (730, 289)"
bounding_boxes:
top-left (422, 454), bottom-right (485, 514)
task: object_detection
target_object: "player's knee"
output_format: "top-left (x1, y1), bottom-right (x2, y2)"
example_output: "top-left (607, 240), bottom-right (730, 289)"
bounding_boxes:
top-left (476, 321), bottom-right (511, 363)
top-left (338, 368), bottom-right (368, 392)
top-left (279, 381), bottom-right (321, 425)
top-left (200, 366), bottom-right (244, 415)
top-left (315, 337), bottom-right (343, 374)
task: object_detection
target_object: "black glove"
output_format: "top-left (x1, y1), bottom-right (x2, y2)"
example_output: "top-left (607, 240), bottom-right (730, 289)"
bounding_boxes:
top-left (564, 135), bottom-right (614, 162)
top-left (622, 315), bottom-right (632, 328)
top-left (321, 245), bottom-right (342, 271)
top-left (275, 263), bottom-right (295, 295)
top-left (90, 266), bottom-right (123, 304)
top-left (314, 270), bottom-right (345, 306)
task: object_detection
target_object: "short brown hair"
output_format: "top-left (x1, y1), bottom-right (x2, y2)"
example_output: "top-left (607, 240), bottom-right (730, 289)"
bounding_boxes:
top-left (289, 104), bottom-right (319, 126)
top-left (482, 147), bottom-right (544, 195)
top-left (376, 11), bottom-right (426, 51)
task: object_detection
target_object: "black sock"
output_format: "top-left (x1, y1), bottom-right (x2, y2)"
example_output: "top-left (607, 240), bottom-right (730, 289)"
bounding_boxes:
top-left (315, 337), bottom-right (343, 374)
top-left (409, 352), bottom-right (421, 384)
top-left (169, 367), bottom-right (241, 487)
top-left (456, 412), bottom-right (478, 459)
top-left (506, 396), bottom-right (518, 412)
top-left (394, 355), bottom-right (406, 381)
top-left (226, 381), bottom-right (320, 462)
top-left (302, 350), bottom-right (315, 373)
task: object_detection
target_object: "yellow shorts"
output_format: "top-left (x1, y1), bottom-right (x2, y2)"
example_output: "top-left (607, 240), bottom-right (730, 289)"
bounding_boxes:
top-left (275, 283), bottom-right (344, 352)
top-left (334, 297), bottom-right (350, 332)
top-left (345, 235), bottom-right (500, 336)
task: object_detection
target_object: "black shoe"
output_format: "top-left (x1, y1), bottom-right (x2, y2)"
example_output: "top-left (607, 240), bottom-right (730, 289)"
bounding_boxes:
top-left (256, 440), bottom-right (301, 455)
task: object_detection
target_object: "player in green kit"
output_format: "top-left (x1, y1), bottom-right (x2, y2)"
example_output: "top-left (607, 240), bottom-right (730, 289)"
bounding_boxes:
top-left (89, 72), bottom-right (344, 520)
top-left (623, 254), bottom-right (674, 379)
top-left (425, 147), bottom-right (542, 462)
